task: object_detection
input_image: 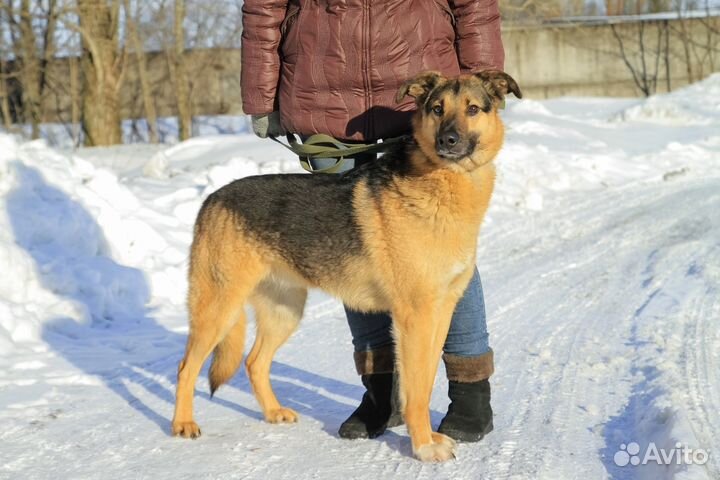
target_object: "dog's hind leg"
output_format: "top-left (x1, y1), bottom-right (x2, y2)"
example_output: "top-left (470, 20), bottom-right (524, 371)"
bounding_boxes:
top-left (172, 224), bottom-right (267, 438)
top-left (246, 277), bottom-right (307, 423)
top-left (172, 289), bottom-right (249, 438)
top-left (393, 296), bottom-right (458, 462)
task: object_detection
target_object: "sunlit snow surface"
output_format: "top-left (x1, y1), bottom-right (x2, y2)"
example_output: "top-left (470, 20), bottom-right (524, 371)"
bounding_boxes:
top-left (1, 75), bottom-right (719, 480)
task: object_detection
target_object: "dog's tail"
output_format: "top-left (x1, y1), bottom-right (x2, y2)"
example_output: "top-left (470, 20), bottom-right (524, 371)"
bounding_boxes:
top-left (209, 319), bottom-right (246, 396)
top-left (190, 199), bottom-right (254, 397)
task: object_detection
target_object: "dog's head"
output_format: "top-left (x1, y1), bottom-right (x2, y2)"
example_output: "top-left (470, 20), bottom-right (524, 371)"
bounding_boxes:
top-left (396, 70), bottom-right (521, 171)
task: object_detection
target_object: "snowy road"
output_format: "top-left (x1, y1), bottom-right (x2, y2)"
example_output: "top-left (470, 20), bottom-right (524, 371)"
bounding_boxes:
top-left (1, 76), bottom-right (719, 479)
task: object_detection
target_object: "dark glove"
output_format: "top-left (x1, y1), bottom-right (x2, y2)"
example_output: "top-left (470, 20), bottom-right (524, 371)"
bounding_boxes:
top-left (251, 111), bottom-right (285, 138)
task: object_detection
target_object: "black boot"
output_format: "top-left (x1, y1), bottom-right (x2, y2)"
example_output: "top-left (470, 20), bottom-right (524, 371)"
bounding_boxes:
top-left (338, 373), bottom-right (403, 439)
top-left (339, 347), bottom-right (403, 439)
top-left (437, 352), bottom-right (495, 443)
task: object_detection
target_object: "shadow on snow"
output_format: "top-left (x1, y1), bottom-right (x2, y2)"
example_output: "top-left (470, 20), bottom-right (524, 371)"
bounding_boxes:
top-left (7, 163), bottom-right (425, 453)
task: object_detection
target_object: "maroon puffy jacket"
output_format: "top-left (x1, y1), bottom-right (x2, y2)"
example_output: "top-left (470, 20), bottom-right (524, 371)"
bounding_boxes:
top-left (241, 1), bottom-right (505, 141)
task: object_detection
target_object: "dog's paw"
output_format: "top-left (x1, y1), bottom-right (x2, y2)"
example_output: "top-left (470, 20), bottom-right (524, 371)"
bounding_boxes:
top-left (414, 433), bottom-right (457, 462)
top-left (432, 432), bottom-right (457, 450)
top-left (265, 407), bottom-right (299, 424)
top-left (172, 420), bottom-right (202, 439)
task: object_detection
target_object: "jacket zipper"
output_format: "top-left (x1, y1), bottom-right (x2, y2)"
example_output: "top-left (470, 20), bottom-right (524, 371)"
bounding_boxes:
top-left (362, 0), bottom-right (373, 139)
top-left (434, 0), bottom-right (456, 26)
top-left (280, 4), bottom-right (300, 37)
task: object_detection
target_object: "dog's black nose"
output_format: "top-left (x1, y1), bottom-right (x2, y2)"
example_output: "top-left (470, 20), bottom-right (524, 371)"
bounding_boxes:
top-left (437, 129), bottom-right (465, 157)
top-left (438, 131), bottom-right (459, 148)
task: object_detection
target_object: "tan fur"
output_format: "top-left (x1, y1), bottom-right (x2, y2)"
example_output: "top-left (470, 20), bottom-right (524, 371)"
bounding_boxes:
top-left (171, 72), bottom-right (517, 462)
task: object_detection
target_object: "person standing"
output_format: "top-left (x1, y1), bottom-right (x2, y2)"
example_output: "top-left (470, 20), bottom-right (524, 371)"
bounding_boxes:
top-left (241, 0), bottom-right (504, 442)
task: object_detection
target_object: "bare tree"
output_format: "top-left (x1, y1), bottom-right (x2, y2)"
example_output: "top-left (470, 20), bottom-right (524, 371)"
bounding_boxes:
top-left (18, 1), bottom-right (42, 137)
top-left (123, 0), bottom-right (159, 143)
top-left (605, 3), bottom-right (718, 97)
top-left (8, 1), bottom-right (58, 139)
top-left (2, 0), bottom-right (246, 144)
top-left (69, 53), bottom-right (81, 146)
top-left (695, 1), bottom-right (720, 74)
top-left (76, 0), bottom-right (126, 146)
top-left (610, 20), bottom-right (666, 96)
top-left (0, 0), bottom-right (57, 138)
top-left (169, 0), bottom-right (192, 141)
top-left (663, 19), bottom-right (672, 91)
top-left (670, 1), bottom-right (719, 83)
top-left (38, 1), bottom-right (58, 124)
top-left (0, 8), bottom-right (13, 130)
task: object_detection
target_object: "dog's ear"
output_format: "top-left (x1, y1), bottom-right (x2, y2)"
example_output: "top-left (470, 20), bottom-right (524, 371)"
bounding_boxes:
top-left (395, 71), bottom-right (444, 105)
top-left (474, 70), bottom-right (522, 101)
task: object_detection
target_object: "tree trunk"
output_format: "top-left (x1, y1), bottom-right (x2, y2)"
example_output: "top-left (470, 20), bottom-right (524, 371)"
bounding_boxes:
top-left (677, 14), bottom-right (695, 84)
top-left (69, 55), bottom-right (81, 146)
top-left (39, 0), bottom-right (57, 117)
top-left (78, 0), bottom-right (125, 146)
top-left (0, 13), bottom-right (13, 130)
top-left (123, 0), bottom-right (158, 143)
top-left (663, 20), bottom-right (671, 92)
top-left (19, 0), bottom-right (42, 138)
top-left (173, 0), bottom-right (192, 141)
top-left (0, 75), bottom-right (10, 130)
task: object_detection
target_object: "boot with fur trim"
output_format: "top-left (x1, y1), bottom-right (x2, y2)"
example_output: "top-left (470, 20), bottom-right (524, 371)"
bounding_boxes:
top-left (437, 351), bottom-right (494, 443)
top-left (338, 346), bottom-right (403, 439)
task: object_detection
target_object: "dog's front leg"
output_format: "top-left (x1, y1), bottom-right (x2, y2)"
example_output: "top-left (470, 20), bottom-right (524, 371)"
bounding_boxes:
top-left (393, 300), bottom-right (457, 462)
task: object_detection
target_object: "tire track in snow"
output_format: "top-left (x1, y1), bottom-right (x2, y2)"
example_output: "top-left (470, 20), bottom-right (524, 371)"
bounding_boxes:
top-left (476, 216), bottom-right (634, 478)
top-left (599, 179), bottom-right (720, 480)
top-left (681, 252), bottom-right (720, 478)
top-left (470, 175), bottom-right (720, 479)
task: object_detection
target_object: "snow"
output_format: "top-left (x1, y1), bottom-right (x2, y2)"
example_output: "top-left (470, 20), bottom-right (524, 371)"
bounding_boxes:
top-left (1, 74), bottom-right (719, 479)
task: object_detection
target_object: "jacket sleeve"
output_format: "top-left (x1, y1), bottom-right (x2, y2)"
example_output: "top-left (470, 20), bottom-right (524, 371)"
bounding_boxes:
top-left (241, 0), bottom-right (289, 115)
top-left (449, 0), bottom-right (505, 73)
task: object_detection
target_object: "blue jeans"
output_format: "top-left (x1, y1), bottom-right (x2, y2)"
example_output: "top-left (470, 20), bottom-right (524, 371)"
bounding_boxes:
top-left (345, 268), bottom-right (491, 357)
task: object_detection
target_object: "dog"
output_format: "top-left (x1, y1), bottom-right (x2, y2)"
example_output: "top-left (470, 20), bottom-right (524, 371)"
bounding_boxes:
top-left (171, 70), bottom-right (522, 462)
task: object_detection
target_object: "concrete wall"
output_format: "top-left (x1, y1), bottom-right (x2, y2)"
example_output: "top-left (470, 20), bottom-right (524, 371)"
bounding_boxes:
top-left (503, 16), bottom-right (719, 98)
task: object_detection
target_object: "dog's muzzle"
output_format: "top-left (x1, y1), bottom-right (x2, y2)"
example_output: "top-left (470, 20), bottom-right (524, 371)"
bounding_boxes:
top-left (436, 129), bottom-right (474, 159)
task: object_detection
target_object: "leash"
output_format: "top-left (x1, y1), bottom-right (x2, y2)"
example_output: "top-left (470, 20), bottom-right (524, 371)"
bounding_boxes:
top-left (269, 133), bottom-right (410, 173)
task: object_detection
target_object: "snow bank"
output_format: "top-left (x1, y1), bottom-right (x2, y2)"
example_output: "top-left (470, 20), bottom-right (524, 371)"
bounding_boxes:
top-left (496, 74), bottom-right (720, 214)
top-left (612, 73), bottom-right (720, 125)
top-left (0, 133), bottom-right (302, 355)
top-left (0, 137), bottom-right (141, 351)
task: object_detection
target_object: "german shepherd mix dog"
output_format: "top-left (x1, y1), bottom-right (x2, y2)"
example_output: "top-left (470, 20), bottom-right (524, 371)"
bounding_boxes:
top-left (172, 70), bottom-right (521, 462)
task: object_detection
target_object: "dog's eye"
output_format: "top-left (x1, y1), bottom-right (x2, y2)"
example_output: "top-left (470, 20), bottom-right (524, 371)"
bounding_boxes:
top-left (432, 105), bottom-right (443, 116)
top-left (467, 105), bottom-right (480, 116)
